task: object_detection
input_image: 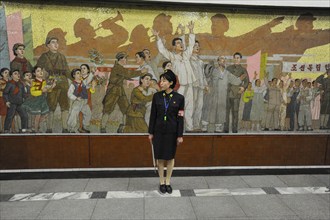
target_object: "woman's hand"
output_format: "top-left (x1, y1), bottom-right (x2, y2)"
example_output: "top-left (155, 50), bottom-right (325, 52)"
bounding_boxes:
top-left (177, 137), bottom-right (183, 145)
top-left (148, 134), bottom-right (153, 142)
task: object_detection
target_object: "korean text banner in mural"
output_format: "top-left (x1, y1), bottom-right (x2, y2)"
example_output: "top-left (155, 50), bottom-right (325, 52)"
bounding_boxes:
top-left (0, 2), bottom-right (329, 134)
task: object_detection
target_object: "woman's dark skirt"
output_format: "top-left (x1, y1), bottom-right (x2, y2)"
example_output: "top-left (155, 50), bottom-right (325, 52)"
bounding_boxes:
top-left (153, 132), bottom-right (177, 160)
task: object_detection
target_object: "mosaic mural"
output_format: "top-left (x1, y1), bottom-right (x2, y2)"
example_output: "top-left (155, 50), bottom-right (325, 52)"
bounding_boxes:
top-left (0, 1), bottom-right (329, 134)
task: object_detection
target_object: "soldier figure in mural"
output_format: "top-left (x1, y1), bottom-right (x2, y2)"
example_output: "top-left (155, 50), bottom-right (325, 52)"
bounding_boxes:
top-left (100, 52), bottom-right (148, 133)
top-left (34, 28), bottom-right (68, 57)
top-left (224, 52), bottom-right (249, 133)
top-left (10, 43), bottom-right (33, 77)
top-left (36, 36), bottom-right (70, 133)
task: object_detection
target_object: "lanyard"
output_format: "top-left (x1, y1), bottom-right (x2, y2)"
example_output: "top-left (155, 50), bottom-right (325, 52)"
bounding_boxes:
top-left (163, 93), bottom-right (173, 121)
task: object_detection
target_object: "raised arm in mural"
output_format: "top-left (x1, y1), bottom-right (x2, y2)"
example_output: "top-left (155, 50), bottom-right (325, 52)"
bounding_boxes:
top-left (259, 13), bottom-right (330, 59)
top-left (197, 13), bottom-right (284, 55)
top-left (152, 21), bottom-right (197, 132)
top-left (67, 11), bottom-right (128, 57)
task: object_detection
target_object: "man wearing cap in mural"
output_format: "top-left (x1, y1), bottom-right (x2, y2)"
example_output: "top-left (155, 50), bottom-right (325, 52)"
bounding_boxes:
top-left (36, 36), bottom-right (70, 133)
top-left (10, 43), bottom-right (33, 77)
top-left (100, 51), bottom-right (148, 133)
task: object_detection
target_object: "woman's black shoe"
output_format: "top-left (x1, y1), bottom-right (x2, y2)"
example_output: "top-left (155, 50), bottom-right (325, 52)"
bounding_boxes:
top-left (165, 185), bottom-right (172, 194)
top-left (159, 184), bottom-right (166, 194)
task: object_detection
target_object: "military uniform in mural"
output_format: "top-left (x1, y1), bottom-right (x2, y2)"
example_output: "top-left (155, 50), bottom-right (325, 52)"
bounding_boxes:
top-left (101, 52), bottom-right (146, 132)
top-left (123, 87), bottom-right (154, 133)
top-left (36, 37), bottom-right (70, 132)
top-left (102, 62), bottom-right (145, 115)
top-left (225, 63), bottom-right (249, 133)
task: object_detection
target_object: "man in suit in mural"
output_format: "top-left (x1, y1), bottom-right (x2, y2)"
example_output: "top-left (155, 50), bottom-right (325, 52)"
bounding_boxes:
top-left (224, 52), bottom-right (249, 133)
top-left (100, 52), bottom-right (147, 133)
top-left (66, 11), bottom-right (128, 57)
top-left (36, 36), bottom-right (70, 133)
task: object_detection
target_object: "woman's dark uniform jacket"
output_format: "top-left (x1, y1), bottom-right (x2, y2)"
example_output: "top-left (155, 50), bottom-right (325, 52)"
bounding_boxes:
top-left (148, 91), bottom-right (184, 160)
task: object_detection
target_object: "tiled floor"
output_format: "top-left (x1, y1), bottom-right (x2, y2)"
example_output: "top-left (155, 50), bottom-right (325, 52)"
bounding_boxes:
top-left (0, 174), bottom-right (329, 219)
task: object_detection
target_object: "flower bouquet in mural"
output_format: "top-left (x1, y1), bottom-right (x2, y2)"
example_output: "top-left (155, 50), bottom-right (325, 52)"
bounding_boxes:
top-left (88, 48), bottom-right (104, 65)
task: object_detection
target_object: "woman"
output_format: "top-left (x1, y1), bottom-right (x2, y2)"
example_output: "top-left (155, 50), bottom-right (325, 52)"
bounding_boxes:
top-left (148, 70), bottom-right (184, 194)
top-left (123, 73), bottom-right (154, 133)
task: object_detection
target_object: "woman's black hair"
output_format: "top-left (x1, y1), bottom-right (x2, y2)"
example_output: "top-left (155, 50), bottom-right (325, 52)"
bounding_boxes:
top-left (160, 69), bottom-right (176, 89)
top-left (0, 68), bottom-right (10, 77)
top-left (80, 64), bottom-right (90, 72)
top-left (71, 68), bottom-right (81, 78)
top-left (139, 73), bottom-right (153, 85)
top-left (32, 65), bottom-right (42, 75)
top-left (162, 60), bottom-right (171, 70)
top-left (135, 51), bottom-right (146, 60)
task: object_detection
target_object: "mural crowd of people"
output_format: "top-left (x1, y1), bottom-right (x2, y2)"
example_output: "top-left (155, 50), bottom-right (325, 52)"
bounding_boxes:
top-left (0, 10), bottom-right (329, 134)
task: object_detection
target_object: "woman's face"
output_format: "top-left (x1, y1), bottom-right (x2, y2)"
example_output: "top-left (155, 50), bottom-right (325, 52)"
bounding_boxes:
top-left (141, 75), bottom-right (151, 88)
top-left (256, 79), bottom-right (261, 87)
top-left (80, 65), bottom-right (89, 76)
top-left (164, 62), bottom-right (172, 70)
top-left (1, 70), bottom-right (10, 79)
top-left (160, 76), bottom-right (172, 91)
top-left (35, 67), bottom-right (44, 78)
top-left (135, 54), bottom-right (143, 65)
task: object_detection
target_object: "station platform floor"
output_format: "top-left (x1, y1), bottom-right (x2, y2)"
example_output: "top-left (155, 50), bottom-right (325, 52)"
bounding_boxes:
top-left (0, 173), bottom-right (329, 220)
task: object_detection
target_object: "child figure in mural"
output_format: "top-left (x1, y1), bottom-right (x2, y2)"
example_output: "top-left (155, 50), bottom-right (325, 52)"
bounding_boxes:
top-left (123, 73), bottom-right (155, 133)
top-left (100, 52), bottom-right (147, 133)
top-left (287, 79), bottom-right (301, 131)
top-left (10, 43), bottom-right (33, 77)
top-left (152, 21), bottom-right (196, 132)
top-left (0, 68), bottom-right (10, 132)
top-left (22, 70), bottom-right (33, 132)
top-left (37, 36), bottom-right (70, 133)
top-left (23, 66), bottom-right (55, 133)
top-left (3, 70), bottom-right (28, 133)
top-left (315, 69), bottom-right (330, 129)
top-left (67, 69), bottom-right (95, 133)
top-left (241, 82), bottom-right (254, 131)
top-left (201, 56), bottom-right (245, 133)
top-left (224, 52), bottom-right (249, 133)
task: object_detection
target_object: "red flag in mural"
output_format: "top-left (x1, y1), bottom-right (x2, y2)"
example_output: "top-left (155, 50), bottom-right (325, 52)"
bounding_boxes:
top-left (0, 4), bottom-right (10, 68)
top-left (6, 11), bottom-right (23, 61)
top-left (247, 50), bottom-right (261, 80)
